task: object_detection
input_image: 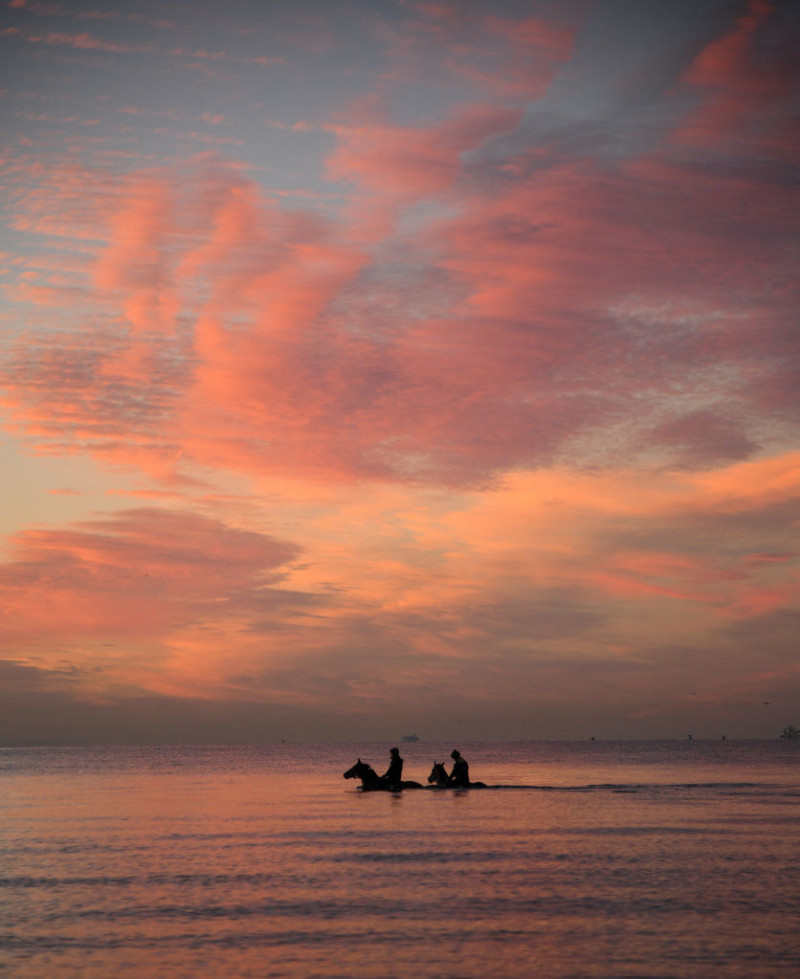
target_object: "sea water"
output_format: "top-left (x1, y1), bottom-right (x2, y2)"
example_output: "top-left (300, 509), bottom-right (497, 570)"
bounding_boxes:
top-left (1, 740), bottom-right (798, 978)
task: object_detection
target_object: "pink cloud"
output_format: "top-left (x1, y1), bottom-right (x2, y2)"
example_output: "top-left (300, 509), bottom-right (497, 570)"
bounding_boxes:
top-left (0, 2), bottom-right (797, 743)
top-left (1, 39), bottom-right (797, 494)
top-left (92, 175), bottom-right (179, 332)
top-left (0, 507), bottom-right (301, 649)
top-left (673, 0), bottom-right (795, 149)
top-left (27, 30), bottom-right (154, 53)
top-left (379, 4), bottom-right (574, 99)
top-left (327, 103), bottom-right (520, 200)
top-left (452, 15), bottom-right (574, 97)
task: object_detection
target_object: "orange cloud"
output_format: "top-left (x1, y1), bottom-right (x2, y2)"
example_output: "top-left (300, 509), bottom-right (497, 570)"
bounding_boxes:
top-left (0, 452), bottom-right (796, 728)
top-left (0, 507), bottom-right (304, 692)
top-left (436, 456), bottom-right (800, 622)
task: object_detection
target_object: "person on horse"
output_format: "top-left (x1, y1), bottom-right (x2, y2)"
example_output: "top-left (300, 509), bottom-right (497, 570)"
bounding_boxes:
top-left (381, 747), bottom-right (404, 788)
top-left (448, 749), bottom-right (470, 787)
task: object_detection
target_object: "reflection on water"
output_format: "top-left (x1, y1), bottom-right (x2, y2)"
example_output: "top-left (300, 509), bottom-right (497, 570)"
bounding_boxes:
top-left (1, 741), bottom-right (799, 978)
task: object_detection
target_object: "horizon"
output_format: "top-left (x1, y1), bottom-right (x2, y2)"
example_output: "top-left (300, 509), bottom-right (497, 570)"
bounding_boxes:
top-left (1, 0), bottom-right (798, 745)
top-left (2, 734), bottom-right (794, 749)
top-left (2, 727), bottom-right (797, 749)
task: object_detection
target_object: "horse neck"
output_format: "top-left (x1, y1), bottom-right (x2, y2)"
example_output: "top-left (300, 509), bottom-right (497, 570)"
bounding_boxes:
top-left (360, 764), bottom-right (380, 785)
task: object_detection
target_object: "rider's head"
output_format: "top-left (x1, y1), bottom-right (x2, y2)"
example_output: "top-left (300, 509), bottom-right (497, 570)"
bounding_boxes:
top-left (390, 747), bottom-right (400, 755)
top-left (451, 749), bottom-right (460, 759)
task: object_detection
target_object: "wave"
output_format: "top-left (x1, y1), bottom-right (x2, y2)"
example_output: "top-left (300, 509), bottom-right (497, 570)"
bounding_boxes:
top-left (352, 780), bottom-right (783, 794)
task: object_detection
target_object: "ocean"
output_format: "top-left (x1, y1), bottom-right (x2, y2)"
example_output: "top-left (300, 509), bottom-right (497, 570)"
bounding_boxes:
top-left (1, 740), bottom-right (798, 978)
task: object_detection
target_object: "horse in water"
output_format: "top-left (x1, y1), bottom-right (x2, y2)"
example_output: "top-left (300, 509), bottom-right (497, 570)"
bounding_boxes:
top-left (343, 758), bottom-right (423, 791)
top-left (427, 761), bottom-right (486, 789)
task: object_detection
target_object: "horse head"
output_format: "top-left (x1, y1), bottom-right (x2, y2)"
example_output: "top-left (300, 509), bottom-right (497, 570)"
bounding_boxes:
top-left (344, 758), bottom-right (381, 785)
top-left (428, 761), bottom-right (448, 785)
top-left (343, 757), bottom-right (364, 780)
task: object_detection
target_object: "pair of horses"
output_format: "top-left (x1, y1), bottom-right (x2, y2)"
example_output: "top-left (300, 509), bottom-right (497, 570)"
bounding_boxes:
top-left (343, 758), bottom-right (486, 791)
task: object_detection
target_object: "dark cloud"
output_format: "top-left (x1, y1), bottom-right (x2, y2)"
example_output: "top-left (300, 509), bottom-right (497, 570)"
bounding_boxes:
top-left (648, 410), bottom-right (757, 469)
top-left (0, 658), bottom-right (85, 690)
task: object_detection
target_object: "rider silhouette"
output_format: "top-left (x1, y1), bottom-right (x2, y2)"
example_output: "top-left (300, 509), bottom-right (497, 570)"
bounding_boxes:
top-left (381, 747), bottom-right (403, 787)
top-left (448, 749), bottom-right (469, 787)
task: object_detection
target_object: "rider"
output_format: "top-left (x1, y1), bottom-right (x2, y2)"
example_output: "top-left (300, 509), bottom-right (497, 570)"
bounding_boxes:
top-left (448, 749), bottom-right (469, 787)
top-left (381, 747), bottom-right (404, 788)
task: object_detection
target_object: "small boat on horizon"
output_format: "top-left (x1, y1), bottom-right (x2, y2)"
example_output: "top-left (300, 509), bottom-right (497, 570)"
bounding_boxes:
top-left (401, 733), bottom-right (419, 742)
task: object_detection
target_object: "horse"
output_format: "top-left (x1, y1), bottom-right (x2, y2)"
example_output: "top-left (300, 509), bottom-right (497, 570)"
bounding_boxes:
top-left (427, 760), bottom-right (486, 789)
top-left (343, 758), bottom-right (423, 791)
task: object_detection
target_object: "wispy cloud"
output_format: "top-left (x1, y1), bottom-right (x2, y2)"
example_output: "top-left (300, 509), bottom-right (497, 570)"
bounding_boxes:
top-left (2, 94), bottom-right (797, 486)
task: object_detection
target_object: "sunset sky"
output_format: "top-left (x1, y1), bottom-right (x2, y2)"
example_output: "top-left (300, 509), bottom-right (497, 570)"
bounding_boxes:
top-left (1, 0), bottom-right (798, 744)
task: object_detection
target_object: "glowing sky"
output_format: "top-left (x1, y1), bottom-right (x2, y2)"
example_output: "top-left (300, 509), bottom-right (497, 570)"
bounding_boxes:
top-left (1, 0), bottom-right (798, 744)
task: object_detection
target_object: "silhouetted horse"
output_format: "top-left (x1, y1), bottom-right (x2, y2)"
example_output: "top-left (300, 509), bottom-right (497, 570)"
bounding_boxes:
top-left (343, 758), bottom-right (423, 791)
top-left (427, 761), bottom-right (486, 789)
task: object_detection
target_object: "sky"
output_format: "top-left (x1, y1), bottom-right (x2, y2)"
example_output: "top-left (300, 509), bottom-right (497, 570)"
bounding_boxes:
top-left (0, 0), bottom-right (798, 744)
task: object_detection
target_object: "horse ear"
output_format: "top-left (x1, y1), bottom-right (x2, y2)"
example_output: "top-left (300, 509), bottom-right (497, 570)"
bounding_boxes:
top-left (357, 757), bottom-right (361, 763)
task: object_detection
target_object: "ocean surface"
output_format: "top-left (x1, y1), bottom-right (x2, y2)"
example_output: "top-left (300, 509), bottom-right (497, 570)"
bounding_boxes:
top-left (1, 740), bottom-right (798, 978)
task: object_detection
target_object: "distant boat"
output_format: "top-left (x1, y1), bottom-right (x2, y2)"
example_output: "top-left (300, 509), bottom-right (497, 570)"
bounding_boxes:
top-left (401, 734), bottom-right (419, 742)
